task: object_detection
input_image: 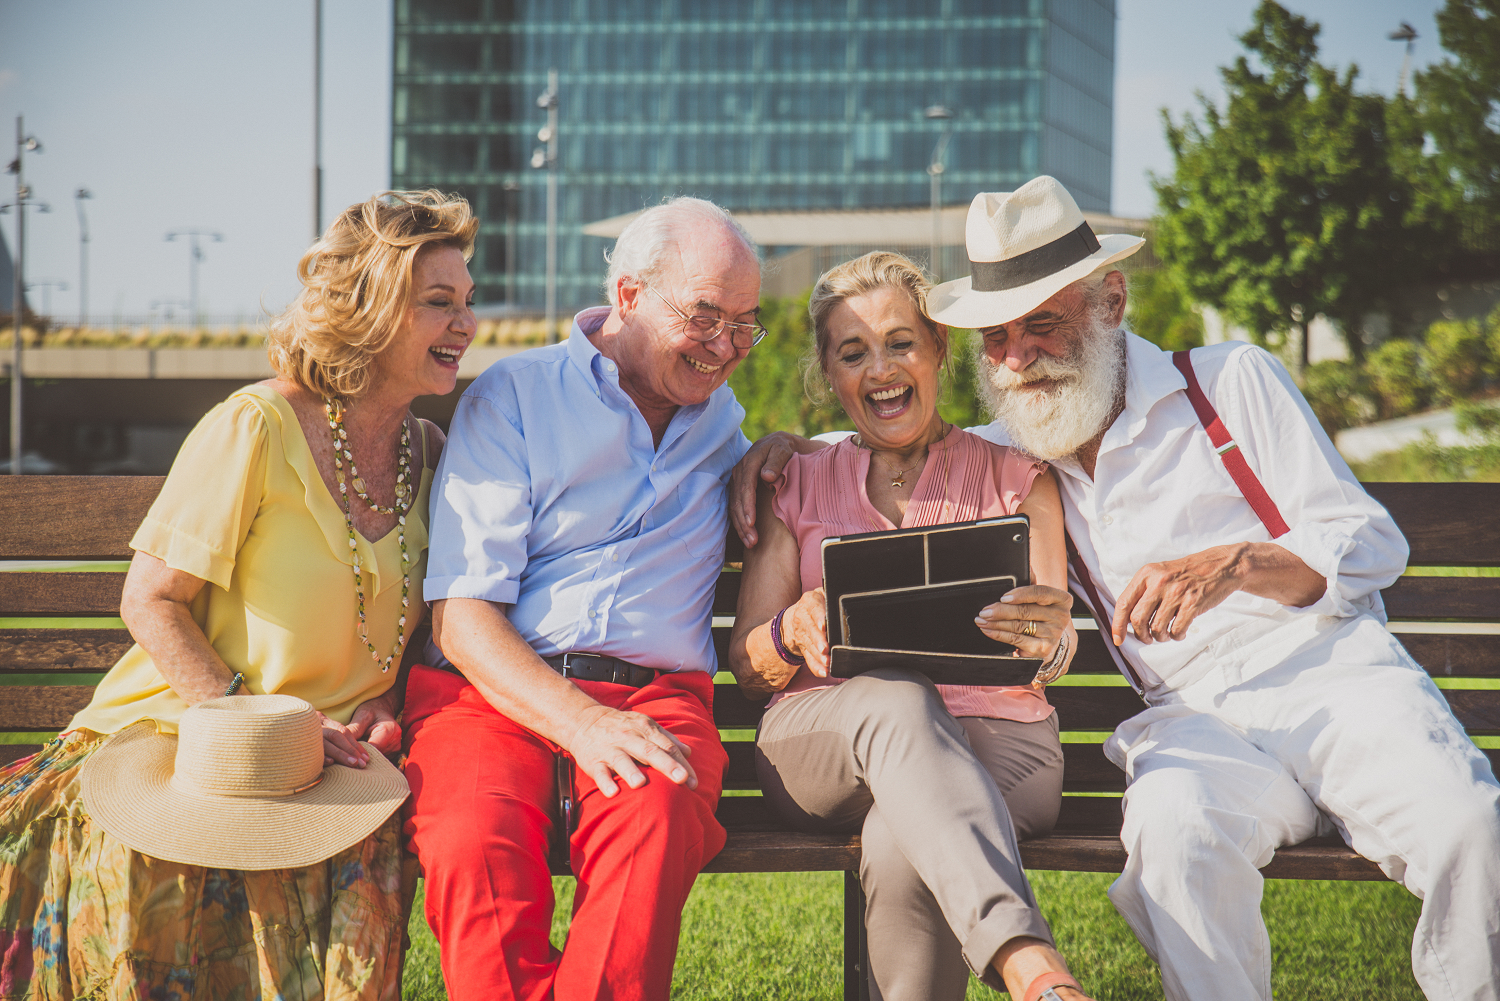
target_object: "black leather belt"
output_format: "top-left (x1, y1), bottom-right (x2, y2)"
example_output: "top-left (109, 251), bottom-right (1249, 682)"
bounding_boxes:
top-left (543, 653), bottom-right (658, 688)
top-left (433, 652), bottom-right (659, 688)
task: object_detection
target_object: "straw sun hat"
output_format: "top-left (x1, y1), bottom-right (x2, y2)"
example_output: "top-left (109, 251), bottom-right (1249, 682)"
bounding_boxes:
top-left (81, 694), bottom-right (409, 870)
top-left (926, 175), bottom-right (1145, 330)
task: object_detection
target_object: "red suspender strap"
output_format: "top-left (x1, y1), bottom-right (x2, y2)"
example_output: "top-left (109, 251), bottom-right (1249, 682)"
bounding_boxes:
top-left (1171, 350), bottom-right (1291, 539)
top-left (1065, 530), bottom-right (1146, 696)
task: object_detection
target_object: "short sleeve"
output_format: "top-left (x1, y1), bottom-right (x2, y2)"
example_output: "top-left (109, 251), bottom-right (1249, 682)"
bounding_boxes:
top-left (130, 394), bottom-right (270, 591)
top-left (769, 451), bottom-right (808, 537)
top-left (994, 445), bottom-right (1046, 515)
top-left (424, 392), bottom-right (533, 605)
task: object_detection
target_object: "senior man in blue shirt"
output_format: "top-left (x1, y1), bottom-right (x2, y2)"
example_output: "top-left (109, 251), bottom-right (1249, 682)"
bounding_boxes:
top-left (402, 197), bottom-right (761, 1001)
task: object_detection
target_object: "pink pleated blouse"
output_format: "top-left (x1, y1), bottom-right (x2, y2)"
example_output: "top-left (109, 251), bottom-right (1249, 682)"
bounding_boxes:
top-left (768, 426), bottom-right (1054, 722)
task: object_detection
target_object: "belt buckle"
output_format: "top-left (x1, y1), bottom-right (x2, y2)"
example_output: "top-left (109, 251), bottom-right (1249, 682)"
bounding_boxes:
top-left (559, 652), bottom-right (602, 680)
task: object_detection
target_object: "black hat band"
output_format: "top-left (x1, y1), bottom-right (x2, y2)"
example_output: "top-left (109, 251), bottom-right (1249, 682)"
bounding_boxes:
top-left (968, 222), bottom-right (1101, 292)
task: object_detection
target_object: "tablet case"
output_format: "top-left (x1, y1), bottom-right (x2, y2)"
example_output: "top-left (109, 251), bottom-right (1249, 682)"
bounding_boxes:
top-left (821, 518), bottom-right (1043, 685)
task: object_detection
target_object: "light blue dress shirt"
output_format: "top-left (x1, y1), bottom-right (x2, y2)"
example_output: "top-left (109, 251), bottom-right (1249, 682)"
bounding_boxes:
top-left (424, 306), bottom-right (750, 673)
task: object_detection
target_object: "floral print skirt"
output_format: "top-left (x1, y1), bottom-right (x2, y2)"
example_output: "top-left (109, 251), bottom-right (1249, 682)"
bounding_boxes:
top-left (0, 730), bottom-right (416, 1001)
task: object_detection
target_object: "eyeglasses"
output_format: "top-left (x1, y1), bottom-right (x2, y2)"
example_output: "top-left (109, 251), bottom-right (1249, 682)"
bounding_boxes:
top-left (646, 285), bottom-right (767, 349)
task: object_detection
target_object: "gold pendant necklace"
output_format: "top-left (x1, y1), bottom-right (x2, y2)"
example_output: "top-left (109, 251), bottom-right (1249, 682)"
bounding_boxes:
top-left (853, 422), bottom-right (948, 489)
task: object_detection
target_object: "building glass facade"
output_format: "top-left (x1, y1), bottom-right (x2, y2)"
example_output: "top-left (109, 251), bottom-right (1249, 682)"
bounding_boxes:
top-left (392, 0), bottom-right (1114, 309)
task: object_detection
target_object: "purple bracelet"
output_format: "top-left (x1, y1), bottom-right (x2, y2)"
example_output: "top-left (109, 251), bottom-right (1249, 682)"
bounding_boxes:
top-left (769, 607), bottom-right (807, 667)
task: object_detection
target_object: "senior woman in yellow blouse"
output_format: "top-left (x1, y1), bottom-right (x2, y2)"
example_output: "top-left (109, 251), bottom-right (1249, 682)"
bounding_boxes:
top-left (0, 190), bottom-right (477, 1000)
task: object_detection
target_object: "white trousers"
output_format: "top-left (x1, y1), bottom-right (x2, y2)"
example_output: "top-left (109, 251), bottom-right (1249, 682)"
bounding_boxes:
top-left (1104, 614), bottom-right (1500, 1001)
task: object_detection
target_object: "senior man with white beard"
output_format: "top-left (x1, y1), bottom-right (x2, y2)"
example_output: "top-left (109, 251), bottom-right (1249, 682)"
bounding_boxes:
top-left (731, 177), bottom-right (1500, 1001)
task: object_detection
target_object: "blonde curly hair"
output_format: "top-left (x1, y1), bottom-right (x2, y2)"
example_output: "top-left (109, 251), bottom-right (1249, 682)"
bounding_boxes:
top-left (803, 251), bottom-right (945, 405)
top-left (268, 190), bottom-right (478, 399)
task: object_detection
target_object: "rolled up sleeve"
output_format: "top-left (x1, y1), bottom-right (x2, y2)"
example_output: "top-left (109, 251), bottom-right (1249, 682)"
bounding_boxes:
top-left (425, 393), bottom-right (532, 606)
top-left (1222, 346), bottom-right (1409, 618)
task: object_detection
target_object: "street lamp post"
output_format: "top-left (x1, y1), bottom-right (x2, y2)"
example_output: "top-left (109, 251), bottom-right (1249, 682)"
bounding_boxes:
top-left (925, 105), bottom-right (954, 282)
top-left (5, 116), bottom-right (43, 475)
top-left (165, 229), bottom-right (224, 331)
top-left (532, 69), bottom-right (559, 344)
top-left (312, 0), bottom-right (323, 240)
top-left (75, 188), bottom-right (92, 329)
top-left (1389, 22), bottom-right (1418, 97)
top-left (503, 179), bottom-right (520, 306)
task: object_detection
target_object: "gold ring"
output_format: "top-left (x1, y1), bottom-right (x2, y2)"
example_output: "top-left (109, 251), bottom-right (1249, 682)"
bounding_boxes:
top-left (1020, 620), bottom-right (1037, 638)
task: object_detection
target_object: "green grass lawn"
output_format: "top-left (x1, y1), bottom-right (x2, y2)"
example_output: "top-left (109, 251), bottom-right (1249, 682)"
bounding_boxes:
top-left (401, 869), bottom-right (1424, 1000)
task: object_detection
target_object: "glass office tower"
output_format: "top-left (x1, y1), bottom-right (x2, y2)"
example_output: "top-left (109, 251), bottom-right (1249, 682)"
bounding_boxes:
top-left (392, 0), bottom-right (1115, 309)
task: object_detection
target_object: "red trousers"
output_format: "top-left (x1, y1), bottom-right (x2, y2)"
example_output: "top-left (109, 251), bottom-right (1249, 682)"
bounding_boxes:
top-left (402, 665), bottom-right (727, 1001)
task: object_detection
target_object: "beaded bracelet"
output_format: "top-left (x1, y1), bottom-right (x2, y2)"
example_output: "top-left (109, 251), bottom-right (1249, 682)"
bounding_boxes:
top-left (769, 607), bottom-right (807, 667)
top-left (223, 672), bottom-right (245, 697)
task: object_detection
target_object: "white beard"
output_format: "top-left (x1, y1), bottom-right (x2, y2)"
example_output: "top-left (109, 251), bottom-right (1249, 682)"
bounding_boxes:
top-left (975, 317), bottom-right (1125, 462)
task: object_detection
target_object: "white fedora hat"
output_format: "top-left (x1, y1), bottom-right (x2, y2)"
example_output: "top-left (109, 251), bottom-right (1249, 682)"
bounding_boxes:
top-left (927, 176), bottom-right (1144, 330)
top-left (81, 694), bottom-right (409, 870)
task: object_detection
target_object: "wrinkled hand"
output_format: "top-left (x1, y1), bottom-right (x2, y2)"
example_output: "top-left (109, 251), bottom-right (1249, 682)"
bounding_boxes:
top-left (1111, 544), bottom-right (1248, 645)
top-left (780, 587), bottom-right (831, 678)
top-left (565, 705), bottom-right (697, 798)
top-left (975, 585), bottom-right (1074, 662)
top-left (346, 695), bottom-right (403, 756)
top-left (730, 432), bottom-right (818, 549)
top-left (318, 712), bottom-right (375, 769)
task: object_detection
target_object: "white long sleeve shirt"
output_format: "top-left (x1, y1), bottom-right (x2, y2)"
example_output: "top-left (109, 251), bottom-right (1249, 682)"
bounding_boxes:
top-left (970, 334), bottom-right (1410, 694)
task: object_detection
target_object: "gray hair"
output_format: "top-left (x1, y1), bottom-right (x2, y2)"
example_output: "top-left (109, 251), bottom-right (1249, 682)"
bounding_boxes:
top-left (602, 197), bottom-right (758, 305)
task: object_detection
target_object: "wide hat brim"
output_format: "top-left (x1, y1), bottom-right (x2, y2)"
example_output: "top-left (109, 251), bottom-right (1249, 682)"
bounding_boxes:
top-left (927, 233), bottom-right (1145, 329)
top-left (81, 720), bottom-right (409, 870)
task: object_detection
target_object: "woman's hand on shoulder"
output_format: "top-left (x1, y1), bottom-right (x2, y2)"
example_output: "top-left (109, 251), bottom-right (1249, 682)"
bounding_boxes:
top-left (975, 584), bottom-right (1073, 666)
top-left (730, 432), bottom-right (826, 549)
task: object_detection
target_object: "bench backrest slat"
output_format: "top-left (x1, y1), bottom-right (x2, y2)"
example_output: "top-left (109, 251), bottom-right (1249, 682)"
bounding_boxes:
top-left (0, 476), bottom-right (163, 561)
top-left (0, 572), bottom-right (129, 617)
top-left (1364, 482), bottom-right (1500, 568)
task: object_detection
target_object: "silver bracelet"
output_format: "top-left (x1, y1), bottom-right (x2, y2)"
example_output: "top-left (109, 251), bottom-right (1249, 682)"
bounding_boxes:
top-left (1032, 632), bottom-right (1071, 686)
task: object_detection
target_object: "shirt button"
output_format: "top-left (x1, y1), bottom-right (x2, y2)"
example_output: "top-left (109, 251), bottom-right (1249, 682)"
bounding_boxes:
top-left (613, 554), bottom-right (619, 562)
top-left (1102, 514), bottom-right (1114, 525)
top-left (605, 361), bottom-right (616, 372)
top-left (587, 610), bottom-right (596, 618)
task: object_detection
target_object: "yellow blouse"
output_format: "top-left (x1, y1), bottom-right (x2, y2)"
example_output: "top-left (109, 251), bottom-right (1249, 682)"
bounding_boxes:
top-left (70, 385), bottom-right (433, 734)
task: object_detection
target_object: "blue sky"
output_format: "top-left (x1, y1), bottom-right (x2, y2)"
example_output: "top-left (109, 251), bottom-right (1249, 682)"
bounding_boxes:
top-left (0, 0), bottom-right (1446, 319)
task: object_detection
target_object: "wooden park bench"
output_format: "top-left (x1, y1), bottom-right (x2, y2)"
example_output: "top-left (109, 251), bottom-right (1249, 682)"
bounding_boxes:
top-left (3, 475), bottom-right (1499, 999)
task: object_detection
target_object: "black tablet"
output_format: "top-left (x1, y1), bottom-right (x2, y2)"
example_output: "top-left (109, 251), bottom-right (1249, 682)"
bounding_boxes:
top-left (820, 517), bottom-right (1042, 684)
top-left (821, 516), bottom-right (1031, 647)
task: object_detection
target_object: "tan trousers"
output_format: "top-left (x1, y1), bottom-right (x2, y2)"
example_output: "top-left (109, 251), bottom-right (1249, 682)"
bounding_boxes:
top-left (755, 668), bottom-right (1065, 1001)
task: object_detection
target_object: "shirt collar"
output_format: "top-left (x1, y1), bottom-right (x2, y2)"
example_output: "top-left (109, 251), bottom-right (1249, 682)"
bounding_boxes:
top-left (1099, 331), bottom-right (1189, 454)
top-left (566, 306), bottom-right (616, 387)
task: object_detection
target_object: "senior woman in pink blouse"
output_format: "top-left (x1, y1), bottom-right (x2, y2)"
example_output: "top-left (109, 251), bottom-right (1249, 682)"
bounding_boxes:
top-left (729, 252), bottom-right (1094, 1001)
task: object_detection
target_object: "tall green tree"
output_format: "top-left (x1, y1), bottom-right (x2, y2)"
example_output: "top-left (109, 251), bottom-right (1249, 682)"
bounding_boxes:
top-left (1152, 1), bottom-right (1431, 364)
top-left (1410, 0), bottom-right (1500, 263)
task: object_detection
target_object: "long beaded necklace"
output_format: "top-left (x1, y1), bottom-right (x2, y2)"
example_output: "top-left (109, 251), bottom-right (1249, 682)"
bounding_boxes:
top-left (324, 397), bottom-right (412, 673)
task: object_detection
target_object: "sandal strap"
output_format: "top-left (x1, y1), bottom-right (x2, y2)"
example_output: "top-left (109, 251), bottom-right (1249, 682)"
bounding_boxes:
top-left (1022, 971), bottom-right (1083, 1001)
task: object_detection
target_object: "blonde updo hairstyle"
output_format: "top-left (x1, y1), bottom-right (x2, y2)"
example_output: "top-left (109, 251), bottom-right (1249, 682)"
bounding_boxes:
top-left (268, 189), bottom-right (478, 400)
top-left (803, 251), bottom-right (947, 406)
